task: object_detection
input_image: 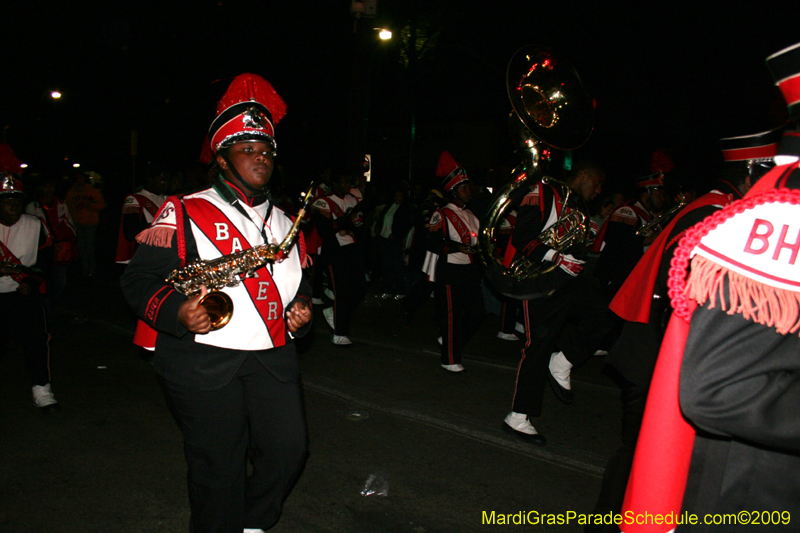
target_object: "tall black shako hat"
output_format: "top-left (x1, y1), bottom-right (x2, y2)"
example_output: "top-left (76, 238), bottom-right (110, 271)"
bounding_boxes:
top-left (767, 42), bottom-right (800, 122)
top-left (719, 127), bottom-right (783, 162)
top-left (200, 73), bottom-right (287, 164)
top-left (436, 151), bottom-right (468, 193)
top-left (766, 42), bottom-right (800, 159)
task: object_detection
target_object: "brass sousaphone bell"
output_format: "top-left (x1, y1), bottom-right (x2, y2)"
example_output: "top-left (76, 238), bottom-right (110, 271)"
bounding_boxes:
top-left (480, 45), bottom-right (595, 299)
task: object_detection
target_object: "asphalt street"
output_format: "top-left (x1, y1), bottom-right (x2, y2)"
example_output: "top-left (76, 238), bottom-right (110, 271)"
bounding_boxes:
top-left (1, 274), bottom-right (623, 533)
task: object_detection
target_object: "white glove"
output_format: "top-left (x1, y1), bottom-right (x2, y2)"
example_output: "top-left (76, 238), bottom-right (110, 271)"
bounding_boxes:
top-left (553, 253), bottom-right (585, 277)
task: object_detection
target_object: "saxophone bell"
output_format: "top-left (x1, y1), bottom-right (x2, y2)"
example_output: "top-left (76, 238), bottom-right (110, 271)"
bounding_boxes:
top-left (199, 291), bottom-right (234, 330)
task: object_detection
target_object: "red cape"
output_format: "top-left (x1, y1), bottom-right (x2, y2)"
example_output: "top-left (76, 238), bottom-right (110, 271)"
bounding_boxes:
top-left (620, 306), bottom-right (697, 533)
top-left (609, 192), bottom-right (730, 324)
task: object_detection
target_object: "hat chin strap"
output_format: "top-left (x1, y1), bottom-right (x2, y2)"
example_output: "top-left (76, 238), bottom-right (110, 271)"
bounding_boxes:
top-left (220, 152), bottom-right (268, 196)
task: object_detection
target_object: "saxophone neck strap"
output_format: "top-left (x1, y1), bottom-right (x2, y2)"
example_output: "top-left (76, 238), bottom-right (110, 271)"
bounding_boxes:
top-left (213, 177), bottom-right (273, 242)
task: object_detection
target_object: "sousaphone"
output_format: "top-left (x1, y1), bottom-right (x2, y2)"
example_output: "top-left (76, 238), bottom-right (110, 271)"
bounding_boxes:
top-left (480, 45), bottom-right (594, 299)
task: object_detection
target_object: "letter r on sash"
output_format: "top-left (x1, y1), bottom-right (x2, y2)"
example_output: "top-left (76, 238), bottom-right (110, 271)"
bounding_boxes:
top-left (268, 302), bottom-right (279, 320)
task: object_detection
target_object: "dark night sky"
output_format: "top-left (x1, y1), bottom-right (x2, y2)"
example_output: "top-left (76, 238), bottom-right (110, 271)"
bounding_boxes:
top-left (3, 1), bottom-right (798, 195)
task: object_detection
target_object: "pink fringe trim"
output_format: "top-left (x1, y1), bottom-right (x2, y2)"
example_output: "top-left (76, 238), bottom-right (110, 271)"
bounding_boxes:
top-left (684, 254), bottom-right (800, 336)
top-left (135, 227), bottom-right (174, 248)
top-left (669, 187), bottom-right (800, 332)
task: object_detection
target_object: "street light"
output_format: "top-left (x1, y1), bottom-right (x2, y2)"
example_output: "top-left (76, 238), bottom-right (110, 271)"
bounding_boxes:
top-left (51, 91), bottom-right (62, 99)
top-left (377, 28), bottom-right (392, 40)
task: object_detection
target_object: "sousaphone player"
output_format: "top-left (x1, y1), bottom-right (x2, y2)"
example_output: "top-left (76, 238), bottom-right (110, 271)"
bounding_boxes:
top-left (482, 46), bottom-right (614, 445)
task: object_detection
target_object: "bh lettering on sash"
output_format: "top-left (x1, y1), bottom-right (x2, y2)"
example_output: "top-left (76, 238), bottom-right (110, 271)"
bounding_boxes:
top-left (214, 222), bottom-right (243, 252)
top-left (744, 218), bottom-right (800, 264)
top-left (256, 281), bottom-right (279, 320)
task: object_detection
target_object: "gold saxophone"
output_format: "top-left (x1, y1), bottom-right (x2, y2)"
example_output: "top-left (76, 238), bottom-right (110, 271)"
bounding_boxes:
top-left (0, 261), bottom-right (40, 276)
top-left (167, 182), bottom-right (315, 331)
top-left (635, 194), bottom-right (688, 238)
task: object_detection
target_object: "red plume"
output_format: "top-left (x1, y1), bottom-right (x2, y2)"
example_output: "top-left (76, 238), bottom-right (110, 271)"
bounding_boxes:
top-left (0, 144), bottom-right (24, 173)
top-left (216, 73), bottom-right (287, 125)
top-left (650, 148), bottom-right (675, 174)
top-left (436, 151), bottom-right (460, 177)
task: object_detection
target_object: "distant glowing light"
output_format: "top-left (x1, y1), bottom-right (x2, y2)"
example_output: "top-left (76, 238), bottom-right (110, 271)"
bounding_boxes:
top-left (72, 163), bottom-right (80, 168)
top-left (378, 29), bottom-right (392, 40)
top-left (20, 163), bottom-right (28, 169)
top-left (51, 91), bottom-right (62, 99)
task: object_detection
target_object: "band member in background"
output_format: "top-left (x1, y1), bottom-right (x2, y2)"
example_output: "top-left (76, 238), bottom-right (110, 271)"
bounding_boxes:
top-left (422, 151), bottom-right (484, 372)
top-left (622, 44), bottom-right (800, 532)
top-left (314, 171), bottom-right (366, 345)
top-left (593, 172), bottom-right (668, 299)
top-left (502, 161), bottom-right (611, 444)
top-left (25, 175), bottom-right (78, 319)
top-left (585, 127), bottom-right (782, 532)
top-left (121, 73), bottom-right (312, 533)
top-left (65, 173), bottom-right (106, 279)
top-left (115, 170), bottom-right (169, 264)
top-left (0, 173), bottom-right (57, 413)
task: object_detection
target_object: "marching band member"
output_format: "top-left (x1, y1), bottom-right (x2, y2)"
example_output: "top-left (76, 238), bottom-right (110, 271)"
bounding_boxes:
top-left (422, 151), bottom-right (484, 372)
top-left (121, 73), bottom-right (312, 533)
top-left (593, 172), bottom-right (669, 299)
top-left (501, 161), bottom-right (611, 444)
top-left (621, 43), bottom-right (800, 532)
top-left (313, 171), bottom-right (366, 345)
top-left (114, 170), bottom-right (168, 264)
top-left (586, 127), bottom-right (782, 531)
top-left (0, 173), bottom-right (57, 413)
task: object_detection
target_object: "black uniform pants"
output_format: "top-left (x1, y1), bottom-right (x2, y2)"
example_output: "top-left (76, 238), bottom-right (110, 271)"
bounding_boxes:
top-left (511, 274), bottom-right (612, 416)
top-left (163, 353), bottom-right (308, 533)
top-left (436, 280), bottom-right (485, 365)
top-left (327, 246), bottom-right (365, 336)
top-left (586, 373), bottom-right (648, 532)
top-left (499, 297), bottom-right (523, 334)
top-left (0, 291), bottom-right (51, 386)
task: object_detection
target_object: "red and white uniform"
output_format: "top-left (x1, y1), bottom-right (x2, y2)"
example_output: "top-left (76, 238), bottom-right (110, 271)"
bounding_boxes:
top-left (148, 189), bottom-right (302, 352)
top-left (422, 202), bottom-right (479, 281)
top-left (313, 193), bottom-right (361, 246)
top-left (115, 189), bottom-right (166, 264)
top-left (0, 214), bottom-right (48, 293)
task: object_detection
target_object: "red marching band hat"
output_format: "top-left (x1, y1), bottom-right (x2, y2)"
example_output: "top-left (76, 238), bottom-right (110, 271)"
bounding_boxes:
top-left (634, 172), bottom-right (664, 189)
top-left (436, 151), bottom-right (469, 192)
top-left (200, 73), bottom-right (287, 163)
top-left (0, 172), bottom-right (24, 197)
top-left (719, 127), bottom-right (783, 162)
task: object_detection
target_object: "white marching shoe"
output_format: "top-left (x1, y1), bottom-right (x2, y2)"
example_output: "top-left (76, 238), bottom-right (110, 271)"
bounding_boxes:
top-left (32, 383), bottom-right (61, 414)
top-left (333, 335), bottom-right (353, 345)
top-left (441, 364), bottom-right (464, 373)
top-left (502, 412), bottom-right (546, 445)
top-left (496, 331), bottom-right (518, 341)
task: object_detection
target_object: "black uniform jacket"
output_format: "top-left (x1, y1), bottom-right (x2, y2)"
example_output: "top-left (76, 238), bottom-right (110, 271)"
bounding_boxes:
top-left (121, 183), bottom-right (312, 391)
